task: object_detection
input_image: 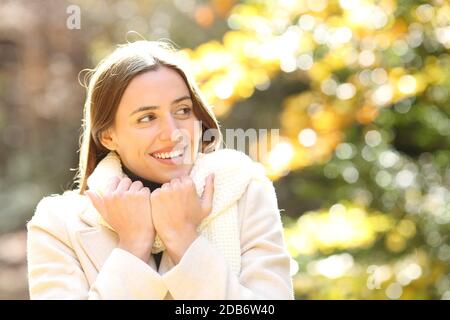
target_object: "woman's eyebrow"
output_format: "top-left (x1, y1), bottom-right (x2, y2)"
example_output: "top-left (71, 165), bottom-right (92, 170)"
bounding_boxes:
top-left (129, 95), bottom-right (192, 116)
top-left (172, 95), bottom-right (192, 105)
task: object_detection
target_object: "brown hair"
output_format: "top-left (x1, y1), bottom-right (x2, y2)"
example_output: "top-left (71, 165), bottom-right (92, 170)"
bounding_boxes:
top-left (74, 40), bottom-right (222, 194)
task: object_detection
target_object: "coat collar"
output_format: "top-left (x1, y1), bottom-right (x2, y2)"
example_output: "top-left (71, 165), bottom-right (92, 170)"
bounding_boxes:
top-left (75, 226), bottom-right (118, 273)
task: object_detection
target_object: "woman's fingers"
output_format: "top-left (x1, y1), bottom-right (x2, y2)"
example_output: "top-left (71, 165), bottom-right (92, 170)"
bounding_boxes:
top-left (139, 186), bottom-right (150, 196)
top-left (161, 183), bottom-right (171, 191)
top-left (170, 178), bottom-right (181, 189)
top-left (116, 177), bottom-right (132, 193)
top-left (105, 176), bottom-right (121, 194)
top-left (128, 180), bottom-right (144, 192)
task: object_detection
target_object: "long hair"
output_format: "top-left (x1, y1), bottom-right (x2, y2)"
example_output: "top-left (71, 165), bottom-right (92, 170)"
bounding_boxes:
top-left (74, 40), bottom-right (222, 194)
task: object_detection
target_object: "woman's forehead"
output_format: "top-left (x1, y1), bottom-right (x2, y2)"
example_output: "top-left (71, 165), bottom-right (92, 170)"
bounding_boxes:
top-left (119, 67), bottom-right (191, 112)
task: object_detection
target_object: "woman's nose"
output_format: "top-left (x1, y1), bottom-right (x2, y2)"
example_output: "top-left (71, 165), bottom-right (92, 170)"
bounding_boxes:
top-left (159, 114), bottom-right (179, 142)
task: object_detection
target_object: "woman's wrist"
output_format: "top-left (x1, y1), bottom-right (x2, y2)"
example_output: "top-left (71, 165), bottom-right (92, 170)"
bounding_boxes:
top-left (164, 227), bottom-right (199, 264)
top-left (118, 235), bottom-right (154, 262)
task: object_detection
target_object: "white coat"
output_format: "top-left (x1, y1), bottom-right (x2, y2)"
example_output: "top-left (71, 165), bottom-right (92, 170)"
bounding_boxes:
top-left (27, 149), bottom-right (295, 299)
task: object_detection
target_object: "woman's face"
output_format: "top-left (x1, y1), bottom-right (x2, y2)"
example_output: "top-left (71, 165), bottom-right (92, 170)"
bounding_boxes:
top-left (101, 66), bottom-right (201, 183)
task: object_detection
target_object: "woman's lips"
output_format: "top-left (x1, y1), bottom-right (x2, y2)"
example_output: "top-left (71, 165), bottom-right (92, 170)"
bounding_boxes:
top-left (149, 147), bottom-right (186, 165)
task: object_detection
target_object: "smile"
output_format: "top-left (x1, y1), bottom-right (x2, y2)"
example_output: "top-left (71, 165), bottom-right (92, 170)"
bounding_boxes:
top-left (151, 148), bottom-right (184, 159)
top-left (149, 147), bottom-right (187, 165)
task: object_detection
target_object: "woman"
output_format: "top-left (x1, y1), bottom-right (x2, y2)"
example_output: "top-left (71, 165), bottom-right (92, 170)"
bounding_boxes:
top-left (26, 40), bottom-right (294, 300)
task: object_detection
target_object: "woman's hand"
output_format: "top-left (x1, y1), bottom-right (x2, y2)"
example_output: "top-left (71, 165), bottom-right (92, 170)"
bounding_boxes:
top-left (150, 174), bottom-right (215, 264)
top-left (85, 177), bottom-right (155, 262)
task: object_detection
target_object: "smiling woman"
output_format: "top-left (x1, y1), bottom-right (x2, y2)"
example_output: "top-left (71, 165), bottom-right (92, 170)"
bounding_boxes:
top-left (77, 41), bottom-right (220, 190)
top-left (26, 40), bottom-right (294, 300)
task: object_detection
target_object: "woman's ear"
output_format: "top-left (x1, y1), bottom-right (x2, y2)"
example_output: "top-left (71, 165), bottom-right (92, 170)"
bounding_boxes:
top-left (99, 128), bottom-right (118, 151)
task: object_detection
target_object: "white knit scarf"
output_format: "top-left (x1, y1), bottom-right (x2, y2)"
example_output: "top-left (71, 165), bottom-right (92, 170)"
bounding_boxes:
top-left (86, 148), bottom-right (267, 276)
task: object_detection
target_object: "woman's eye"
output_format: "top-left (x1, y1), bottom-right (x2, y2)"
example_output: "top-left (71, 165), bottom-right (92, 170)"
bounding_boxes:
top-left (138, 114), bottom-right (155, 123)
top-left (176, 107), bottom-right (192, 116)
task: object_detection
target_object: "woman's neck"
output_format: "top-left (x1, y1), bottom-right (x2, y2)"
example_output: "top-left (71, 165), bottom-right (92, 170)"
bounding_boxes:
top-left (121, 164), bottom-right (162, 192)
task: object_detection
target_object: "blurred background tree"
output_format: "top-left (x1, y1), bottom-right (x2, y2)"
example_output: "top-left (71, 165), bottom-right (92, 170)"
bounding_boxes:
top-left (0, 0), bottom-right (448, 299)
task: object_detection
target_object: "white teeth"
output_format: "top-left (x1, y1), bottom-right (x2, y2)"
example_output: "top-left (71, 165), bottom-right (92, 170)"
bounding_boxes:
top-left (152, 149), bottom-right (183, 159)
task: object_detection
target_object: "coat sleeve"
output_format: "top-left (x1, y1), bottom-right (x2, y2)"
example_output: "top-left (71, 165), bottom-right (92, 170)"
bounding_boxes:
top-left (162, 178), bottom-right (295, 299)
top-left (26, 196), bottom-right (167, 300)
